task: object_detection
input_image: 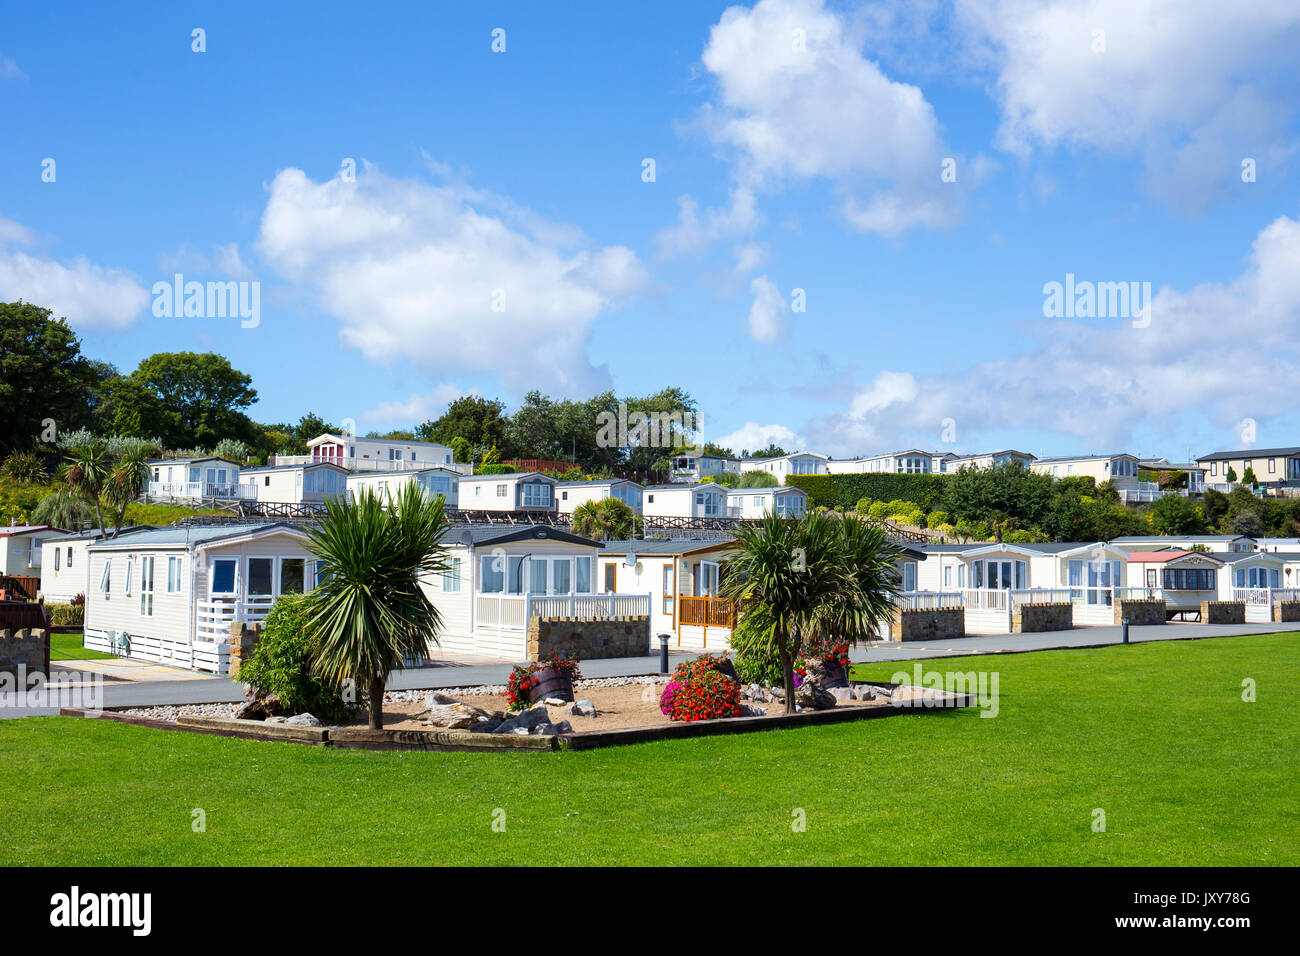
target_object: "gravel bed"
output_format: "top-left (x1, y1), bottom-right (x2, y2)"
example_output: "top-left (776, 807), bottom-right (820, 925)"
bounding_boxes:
top-left (119, 702), bottom-right (243, 722)
top-left (385, 674), bottom-right (667, 702)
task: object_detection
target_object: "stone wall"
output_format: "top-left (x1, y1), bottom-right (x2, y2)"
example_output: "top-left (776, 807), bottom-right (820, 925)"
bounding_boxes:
top-left (1114, 600), bottom-right (1165, 626)
top-left (526, 616), bottom-right (649, 661)
top-left (229, 622), bottom-right (263, 676)
top-left (1200, 601), bottom-right (1245, 625)
top-left (890, 607), bottom-right (965, 642)
top-left (1011, 602), bottom-right (1072, 633)
top-left (1, 628), bottom-right (49, 679)
top-left (1273, 601), bottom-right (1300, 623)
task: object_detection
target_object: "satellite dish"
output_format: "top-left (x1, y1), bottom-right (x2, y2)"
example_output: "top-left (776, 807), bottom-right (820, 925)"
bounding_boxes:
top-left (624, 552), bottom-right (637, 568)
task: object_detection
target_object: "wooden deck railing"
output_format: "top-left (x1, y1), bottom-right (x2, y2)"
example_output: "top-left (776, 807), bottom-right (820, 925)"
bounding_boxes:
top-left (0, 575), bottom-right (41, 601)
top-left (677, 596), bottom-right (735, 628)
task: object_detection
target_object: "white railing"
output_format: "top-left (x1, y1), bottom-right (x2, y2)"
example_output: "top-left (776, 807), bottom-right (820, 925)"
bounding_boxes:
top-left (1232, 587), bottom-right (1273, 606)
top-left (1009, 588), bottom-right (1072, 613)
top-left (1119, 483), bottom-right (1165, 504)
top-left (273, 455), bottom-right (472, 475)
top-left (195, 597), bottom-right (276, 644)
top-left (475, 592), bottom-right (651, 630)
top-left (894, 590), bottom-right (965, 610)
top-left (961, 588), bottom-right (1008, 611)
top-left (1271, 588), bottom-right (1300, 603)
top-left (148, 481), bottom-right (258, 500)
top-left (1115, 586), bottom-right (1163, 601)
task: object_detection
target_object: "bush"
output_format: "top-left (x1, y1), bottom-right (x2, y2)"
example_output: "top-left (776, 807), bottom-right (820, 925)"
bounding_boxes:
top-left (927, 510), bottom-right (949, 528)
top-left (854, 496), bottom-right (873, 515)
top-left (2, 452), bottom-right (48, 484)
top-left (730, 610), bottom-right (784, 686)
top-left (477, 463), bottom-right (516, 475)
top-left (787, 473), bottom-right (949, 511)
top-left (867, 501), bottom-right (889, 519)
top-left (47, 600), bottom-right (85, 626)
top-left (660, 656), bottom-right (741, 722)
top-left (235, 594), bottom-right (356, 723)
top-left (736, 470), bottom-right (779, 488)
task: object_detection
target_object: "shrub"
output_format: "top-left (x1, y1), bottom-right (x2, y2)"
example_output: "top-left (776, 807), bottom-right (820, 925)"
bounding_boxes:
top-left (660, 658), bottom-right (741, 722)
top-left (2, 452), bottom-right (48, 484)
top-left (867, 501), bottom-right (889, 519)
top-left (47, 600), bottom-right (85, 626)
top-left (854, 496), bottom-right (873, 515)
top-left (505, 654), bottom-right (582, 711)
top-left (736, 470), bottom-right (779, 488)
top-left (731, 609), bottom-right (783, 686)
top-left (235, 594), bottom-right (356, 723)
top-left (787, 473), bottom-right (949, 511)
top-left (477, 463), bottom-right (516, 475)
top-left (927, 510), bottom-right (949, 528)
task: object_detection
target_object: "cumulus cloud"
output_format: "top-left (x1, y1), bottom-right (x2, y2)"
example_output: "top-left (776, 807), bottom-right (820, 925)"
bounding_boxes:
top-left (256, 167), bottom-right (649, 395)
top-left (713, 421), bottom-right (805, 455)
top-left (0, 221), bottom-right (148, 331)
top-left (956, 0), bottom-right (1300, 210)
top-left (692, 0), bottom-right (970, 235)
top-left (807, 209), bottom-right (1300, 453)
top-left (654, 186), bottom-right (759, 257)
top-left (746, 275), bottom-right (787, 342)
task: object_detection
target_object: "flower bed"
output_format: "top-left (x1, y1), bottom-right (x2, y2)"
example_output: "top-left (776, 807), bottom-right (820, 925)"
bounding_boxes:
top-left (660, 655), bottom-right (742, 722)
top-left (505, 654), bottom-right (582, 711)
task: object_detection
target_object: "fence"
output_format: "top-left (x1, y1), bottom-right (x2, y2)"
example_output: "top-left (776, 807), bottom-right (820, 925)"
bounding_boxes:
top-left (476, 593), bottom-right (650, 630)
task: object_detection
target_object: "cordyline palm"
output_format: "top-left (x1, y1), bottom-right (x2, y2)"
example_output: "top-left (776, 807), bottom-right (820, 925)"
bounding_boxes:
top-left (719, 511), bottom-right (854, 714)
top-left (810, 516), bottom-right (903, 650)
top-left (305, 482), bottom-right (450, 729)
top-left (571, 497), bottom-right (635, 540)
top-left (62, 441), bottom-right (113, 539)
top-left (103, 446), bottom-right (150, 538)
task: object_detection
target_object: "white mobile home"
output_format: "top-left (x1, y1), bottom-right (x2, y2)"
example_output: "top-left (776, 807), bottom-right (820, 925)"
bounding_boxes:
top-left (1125, 550), bottom-right (1224, 619)
top-left (555, 479), bottom-right (644, 515)
top-left (457, 473), bottom-right (557, 513)
top-left (1218, 551), bottom-right (1293, 622)
top-left (1110, 534), bottom-right (1257, 553)
top-left (346, 468), bottom-right (461, 509)
top-left (827, 449), bottom-right (950, 474)
top-left (419, 525), bottom-right (647, 660)
top-left (944, 450), bottom-right (1036, 472)
top-left (146, 457), bottom-right (251, 501)
top-left (40, 526), bottom-right (153, 603)
top-left (642, 482), bottom-right (729, 519)
top-left (726, 486), bottom-right (807, 519)
top-left (738, 452), bottom-right (828, 479)
top-left (84, 523), bottom-right (315, 673)
top-left (238, 462), bottom-right (348, 505)
top-left (668, 452), bottom-right (741, 483)
top-left (1, 525), bottom-right (71, 577)
top-left (293, 433), bottom-right (468, 473)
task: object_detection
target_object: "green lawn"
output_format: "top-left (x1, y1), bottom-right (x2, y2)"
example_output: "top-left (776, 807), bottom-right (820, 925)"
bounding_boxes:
top-left (2, 634), bottom-right (1296, 866)
top-left (48, 632), bottom-right (115, 661)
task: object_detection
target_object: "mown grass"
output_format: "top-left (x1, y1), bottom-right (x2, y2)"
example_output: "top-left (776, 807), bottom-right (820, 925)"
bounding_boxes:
top-left (1, 634), bottom-right (1295, 866)
top-left (48, 632), bottom-right (114, 661)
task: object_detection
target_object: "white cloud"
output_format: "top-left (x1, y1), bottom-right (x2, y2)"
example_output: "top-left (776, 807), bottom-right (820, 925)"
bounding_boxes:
top-left (0, 222), bottom-right (148, 331)
top-left (654, 186), bottom-right (758, 257)
top-left (713, 421), bottom-right (805, 455)
top-left (957, 0), bottom-right (1300, 209)
top-left (256, 167), bottom-right (649, 395)
top-left (808, 208), bottom-right (1300, 452)
top-left (1, 56), bottom-right (25, 80)
top-left (695, 0), bottom-right (968, 235)
top-left (358, 384), bottom-right (477, 426)
top-left (732, 242), bottom-right (769, 274)
top-left (746, 274), bottom-right (786, 342)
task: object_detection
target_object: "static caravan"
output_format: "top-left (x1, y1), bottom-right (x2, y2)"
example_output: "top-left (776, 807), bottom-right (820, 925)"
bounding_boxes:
top-left (146, 457), bottom-right (250, 501)
top-left (1125, 550), bottom-right (1224, 620)
top-left (738, 452), bottom-right (828, 479)
top-left (419, 525), bottom-right (647, 661)
top-left (84, 523), bottom-right (314, 673)
top-left (346, 467), bottom-right (461, 509)
top-left (916, 541), bottom-right (1132, 631)
top-left (238, 462), bottom-right (348, 505)
top-left (1, 525), bottom-right (71, 577)
top-left (597, 539), bottom-right (737, 651)
top-left (944, 450), bottom-right (1037, 472)
top-left (1111, 534), bottom-right (1257, 554)
top-left (457, 473), bottom-right (557, 513)
top-left (726, 486), bottom-right (807, 519)
top-left (1218, 551), bottom-right (1293, 622)
top-left (303, 433), bottom-right (463, 472)
top-left (40, 526), bottom-right (153, 603)
top-left (555, 479), bottom-right (644, 515)
top-left (668, 453), bottom-right (740, 483)
top-left (641, 482), bottom-right (729, 519)
top-left (828, 449), bottom-right (944, 474)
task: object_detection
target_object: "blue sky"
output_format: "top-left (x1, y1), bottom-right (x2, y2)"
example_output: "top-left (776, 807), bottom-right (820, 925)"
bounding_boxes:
top-left (4, 0), bottom-right (1300, 461)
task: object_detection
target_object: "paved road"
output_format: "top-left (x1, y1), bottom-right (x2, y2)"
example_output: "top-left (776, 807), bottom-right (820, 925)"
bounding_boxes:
top-left (3, 622), bottom-right (1294, 719)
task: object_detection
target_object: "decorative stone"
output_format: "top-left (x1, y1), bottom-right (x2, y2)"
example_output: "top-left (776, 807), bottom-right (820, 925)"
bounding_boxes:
top-left (830, 687), bottom-right (857, 703)
top-left (570, 700), bottom-right (596, 717)
top-left (738, 703), bottom-right (767, 717)
top-left (422, 704), bottom-right (476, 729)
top-left (284, 712), bottom-right (322, 726)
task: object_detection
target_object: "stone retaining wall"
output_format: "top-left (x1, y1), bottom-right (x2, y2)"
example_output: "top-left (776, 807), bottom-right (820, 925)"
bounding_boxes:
top-left (526, 616), bottom-right (649, 661)
top-left (890, 607), bottom-right (965, 642)
top-left (1273, 601), bottom-right (1300, 623)
top-left (1011, 602), bottom-right (1072, 633)
top-left (1200, 601), bottom-right (1245, 625)
top-left (229, 622), bottom-right (263, 676)
top-left (1114, 599), bottom-right (1165, 626)
top-left (1, 627), bottom-right (50, 679)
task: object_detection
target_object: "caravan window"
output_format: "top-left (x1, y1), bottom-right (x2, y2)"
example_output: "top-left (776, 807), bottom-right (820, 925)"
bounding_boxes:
top-left (211, 558), bottom-right (237, 595)
top-left (247, 558), bottom-right (274, 596)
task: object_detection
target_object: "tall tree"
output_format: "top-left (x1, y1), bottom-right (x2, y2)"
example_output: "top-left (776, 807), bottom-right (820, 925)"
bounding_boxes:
top-left (127, 352), bottom-right (258, 448)
top-left (0, 302), bottom-right (102, 453)
top-left (417, 396), bottom-right (510, 454)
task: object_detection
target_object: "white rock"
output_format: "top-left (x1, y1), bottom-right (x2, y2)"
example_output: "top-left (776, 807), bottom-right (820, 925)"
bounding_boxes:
top-left (285, 712), bottom-right (322, 726)
top-left (570, 700), bottom-right (596, 717)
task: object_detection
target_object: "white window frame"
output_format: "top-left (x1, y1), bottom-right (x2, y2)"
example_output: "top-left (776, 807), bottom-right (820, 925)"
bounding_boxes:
top-left (167, 556), bottom-right (182, 594)
top-left (124, 558), bottom-right (134, 596)
top-left (210, 557), bottom-right (239, 596)
top-left (245, 555), bottom-right (277, 599)
top-left (139, 555), bottom-right (155, 617)
top-left (99, 560), bottom-right (111, 593)
top-left (442, 556), bottom-right (462, 592)
top-left (279, 556), bottom-right (309, 596)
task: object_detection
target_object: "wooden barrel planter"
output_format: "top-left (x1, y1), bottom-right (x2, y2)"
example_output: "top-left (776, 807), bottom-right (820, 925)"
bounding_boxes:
top-left (526, 667), bottom-right (575, 704)
top-left (820, 660), bottom-right (849, 689)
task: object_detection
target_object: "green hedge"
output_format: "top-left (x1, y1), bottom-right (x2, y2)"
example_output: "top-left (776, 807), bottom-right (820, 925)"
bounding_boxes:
top-left (787, 474), bottom-right (950, 512)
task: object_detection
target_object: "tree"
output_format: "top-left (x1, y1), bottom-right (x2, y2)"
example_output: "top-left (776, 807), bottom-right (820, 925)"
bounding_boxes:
top-left (62, 441), bottom-right (113, 539)
top-left (304, 483), bottom-right (450, 729)
top-left (0, 301), bottom-right (103, 453)
top-left (719, 512), bottom-right (890, 714)
top-left (1242, 466), bottom-right (1259, 488)
top-left (102, 445), bottom-right (150, 536)
top-left (745, 443), bottom-right (789, 459)
top-left (1226, 466), bottom-right (1238, 483)
top-left (1232, 509), bottom-right (1264, 537)
top-left (32, 485), bottom-right (94, 530)
top-left (570, 497), bottom-right (635, 541)
top-left (295, 413), bottom-right (338, 441)
top-left (736, 470), bottom-right (779, 488)
top-left (1150, 494), bottom-right (1204, 535)
top-left (418, 396), bottom-right (510, 453)
top-left (127, 352), bottom-right (258, 448)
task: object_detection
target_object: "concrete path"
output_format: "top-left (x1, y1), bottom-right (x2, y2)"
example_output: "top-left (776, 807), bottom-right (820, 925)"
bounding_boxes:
top-left (3, 622), bottom-right (1293, 719)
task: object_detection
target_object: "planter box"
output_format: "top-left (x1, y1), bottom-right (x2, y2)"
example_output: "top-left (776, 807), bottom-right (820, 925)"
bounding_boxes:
top-left (526, 667), bottom-right (574, 704)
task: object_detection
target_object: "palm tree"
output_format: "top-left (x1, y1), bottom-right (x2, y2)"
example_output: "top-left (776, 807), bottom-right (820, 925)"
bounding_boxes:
top-left (103, 445), bottom-right (150, 537)
top-left (719, 511), bottom-right (853, 714)
top-left (814, 517), bottom-right (902, 650)
top-left (62, 441), bottom-right (113, 539)
top-left (571, 497), bottom-right (635, 540)
top-left (32, 484), bottom-right (95, 531)
top-left (304, 482), bottom-right (450, 729)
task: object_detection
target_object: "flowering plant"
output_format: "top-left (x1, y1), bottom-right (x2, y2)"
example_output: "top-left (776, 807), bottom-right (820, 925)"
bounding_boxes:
top-left (659, 655), bottom-right (741, 722)
top-left (505, 654), bottom-right (582, 711)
